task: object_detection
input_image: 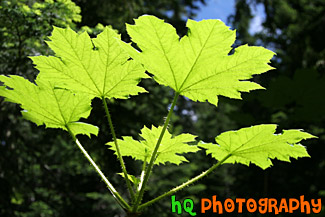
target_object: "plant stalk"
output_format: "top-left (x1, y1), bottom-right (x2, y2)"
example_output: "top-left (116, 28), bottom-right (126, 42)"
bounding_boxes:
top-left (132, 92), bottom-right (180, 212)
top-left (138, 153), bottom-right (232, 210)
top-left (102, 97), bottom-right (135, 201)
top-left (66, 125), bottom-right (130, 210)
top-left (137, 156), bottom-right (147, 193)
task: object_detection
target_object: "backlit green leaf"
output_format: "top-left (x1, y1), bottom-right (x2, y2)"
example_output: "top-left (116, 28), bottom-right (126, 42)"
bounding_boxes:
top-left (117, 173), bottom-right (140, 186)
top-left (0, 75), bottom-right (98, 137)
top-left (107, 125), bottom-right (199, 165)
top-left (31, 26), bottom-right (148, 100)
top-left (120, 15), bottom-right (275, 106)
top-left (199, 124), bottom-right (315, 169)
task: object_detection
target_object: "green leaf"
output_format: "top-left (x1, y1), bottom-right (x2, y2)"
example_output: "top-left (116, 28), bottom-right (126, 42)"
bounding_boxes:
top-left (31, 26), bottom-right (148, 100)
top-left (0, 75), bottom-right (98, 137)
top-left (120, 15), bottom-right (275, 106)
top-left (117, 173), bottom-right (140, 186)
top-left (107, 125), bottom-right (199, 165)
top-left (199, 124), bottom-right (315, 169)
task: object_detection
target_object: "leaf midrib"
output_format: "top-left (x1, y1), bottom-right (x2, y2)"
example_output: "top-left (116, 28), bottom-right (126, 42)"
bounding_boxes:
top-left (103, 62), bottom-right (137, 96)
top-left (178, 22), bottom-right (218, 92)
top-left (42, 57), bottom-right (98, 96)
top-left (148, 18), bottom-right (179, 90)
top-left (23, 84), bottom-right (64, 125)
top-left (181, 50), bottom-right (271, 93)
top-left (58, 30), bottom-right (102, 96)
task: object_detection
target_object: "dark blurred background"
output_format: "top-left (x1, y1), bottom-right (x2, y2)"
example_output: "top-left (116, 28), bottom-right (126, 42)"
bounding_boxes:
top-left (0, 0), bottom-right (324, 216)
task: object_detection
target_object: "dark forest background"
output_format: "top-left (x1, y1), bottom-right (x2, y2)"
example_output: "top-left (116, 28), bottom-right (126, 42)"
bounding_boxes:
top-left (0, 0), bottom-right (324, 216)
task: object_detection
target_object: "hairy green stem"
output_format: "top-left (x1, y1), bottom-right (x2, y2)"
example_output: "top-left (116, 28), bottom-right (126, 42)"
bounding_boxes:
top-left (102, 97), bottom-right (135, 201)
top-left (137, 156), bottom-right (147, 193)
top-left (66, 126), bottom-right (130, 210)
top-left (138, 153), bottom-right (232, 210)
top-left (132, 92), bottom-right (180, 212)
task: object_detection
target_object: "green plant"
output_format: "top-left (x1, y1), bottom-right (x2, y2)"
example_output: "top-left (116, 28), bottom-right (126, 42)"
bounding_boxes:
top-left (0, 0), bottom-right (82, 75)
top-left (0, 15), bottom-right (315, 216)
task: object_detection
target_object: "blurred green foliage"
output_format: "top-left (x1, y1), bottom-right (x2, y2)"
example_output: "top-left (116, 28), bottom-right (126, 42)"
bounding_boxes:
top-left (1, 0), bottom-right (324, 216)
top-left (74, 0), bottom-right (205, 35)
top-left (0, 0), bottom-right (207, 216)
top-left (227, 2), bottom-right (325, 216)
top-left (0, 0), bottom-right (81, 77)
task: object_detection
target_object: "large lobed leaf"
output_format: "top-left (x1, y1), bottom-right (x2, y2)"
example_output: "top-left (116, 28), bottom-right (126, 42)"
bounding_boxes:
top-left (107, 125), bottom-right (199, 165)
top-left (0, 75), bottom-right (98, 137)
top-left (31, 26), bottom-right (148, 100)
top-left (199, 124), bottom-right (315, 169)
top-left (119, 15), bottom-right (275, 106)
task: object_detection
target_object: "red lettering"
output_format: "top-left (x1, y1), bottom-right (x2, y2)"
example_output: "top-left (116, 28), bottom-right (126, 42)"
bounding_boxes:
top-left (236, 198), bottom-right (245, 213)
top-left (224, 199), bottom-right (235, 213)
top-left (268, 198), bottom-right (279, 214)
top-left (289, 198), bottom-right (299, 213)
top-left (278, 198), bottom-right (288, 213)
top-left (201, 198), bottom-right (211, 213)
top-left (300, 195), bottom-right (311, 214)
top-left (311, 199), bottom-right (322, 213)
top-left (212, 195), bottom-right (223, 214)
top-left (258, 198), bottom-right (268, 214)
top-left (246, 198), bottom-right (257, 213)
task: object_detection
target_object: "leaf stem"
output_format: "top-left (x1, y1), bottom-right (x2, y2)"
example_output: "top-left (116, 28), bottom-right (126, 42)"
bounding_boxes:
top-left (102, 97), bottom-right (136, 201)
top-left (132, 92), bottom-right (180, 212)
top-left (66, 125), bottom-right (130, 210)
top-left (137, 156), bottom-right (147, 192)
top-left (138, 153), bottom-right (232, 210)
